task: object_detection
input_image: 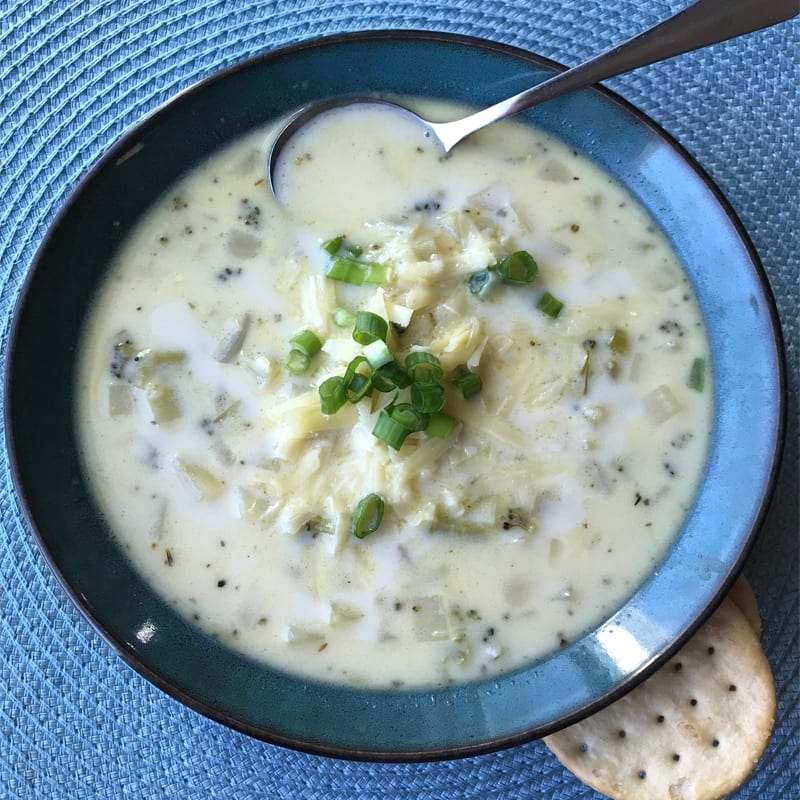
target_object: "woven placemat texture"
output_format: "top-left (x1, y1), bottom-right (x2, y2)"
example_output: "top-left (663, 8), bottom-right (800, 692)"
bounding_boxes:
top-left (1, 1), bottom-right (797, 797)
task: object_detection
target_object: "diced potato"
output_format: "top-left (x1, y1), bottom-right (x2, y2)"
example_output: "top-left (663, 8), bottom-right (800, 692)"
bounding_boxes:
top-left (539, 158), bottom-right (572, 183)
top-left (411, 596), bottom-right (449, 642)
top-left (224, 228), bottom-right (260, 259)
top-left (108, 383), bottom-right (133, 416)
top-left (645, 384), bottom-right (682, 423)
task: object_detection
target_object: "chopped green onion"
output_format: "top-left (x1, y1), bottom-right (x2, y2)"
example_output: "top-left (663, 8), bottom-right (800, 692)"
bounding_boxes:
top-left (372, 360), bottom-right (411, 392)
top-left (319, 376), bottom-right (346, 415)
top-left (388, 402), bottom-right (429, 432)
top-left (497, 251), bottom-right (538, 285)
top-left (326, 256), bottom-right (388, 286)
top-left (363, 262), bottom-right (388, 284)
top-left (426, 412), bottom-right (456, 438)
top-left (322, 236), bottom-right (344, 255)
top-left (688, 357), bottom-right (706, 392)
top-left (452, 365), bottom-right (482, 399)
top-left (537, 291), bottom-right (564, 318)
top-left (322, 236), bottom-right (366, 258)
top-left (343, 356), bottom-right (372, 402)
top-left (467, 270), bottom-right (497, 297)
top-left (363, 339), bottom-right (393, 370)
top-left (333, 307), bottom-right (355, 328)
top-left (405, 351), bottom-right (443, 383)
top-left (411, 381), bottom-right (445, 414)
top-left (289, 329), bottom-right (322, 357)
top-left (343, 355), bottom-right (369, 383)
top-left (353, 311), bottom-right (388, 345)
top-left (352, 493), bottom-right (385, 539)
top-left (372, 410), bottom-right (412, 450)
top-left (326, 256), bottom-right (368, 285)
top-left (345, 373), bottom-right (372, 402)
top-left (285, 350), bottom-right (310, 375)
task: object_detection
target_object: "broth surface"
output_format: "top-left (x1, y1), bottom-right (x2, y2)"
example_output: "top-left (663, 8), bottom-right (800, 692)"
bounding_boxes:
top-left (77, 100), bottom-right (712, 688)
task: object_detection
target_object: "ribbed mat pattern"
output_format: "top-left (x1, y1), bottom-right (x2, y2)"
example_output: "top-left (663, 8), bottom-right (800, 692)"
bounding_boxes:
top-left (1, 1), bottom-right (797, 797)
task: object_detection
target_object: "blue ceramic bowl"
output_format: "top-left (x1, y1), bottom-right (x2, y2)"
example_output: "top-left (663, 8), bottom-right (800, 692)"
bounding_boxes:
top-left (4, 31), bottom-right (785, 760)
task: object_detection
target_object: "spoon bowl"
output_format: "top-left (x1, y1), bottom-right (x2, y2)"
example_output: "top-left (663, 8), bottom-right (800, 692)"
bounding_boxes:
top-left (268, 0), bottom-right (797, 198)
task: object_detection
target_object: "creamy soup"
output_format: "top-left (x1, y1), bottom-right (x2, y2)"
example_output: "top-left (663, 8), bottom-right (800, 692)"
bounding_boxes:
top-left (76, 100), bottom-right (712, 688)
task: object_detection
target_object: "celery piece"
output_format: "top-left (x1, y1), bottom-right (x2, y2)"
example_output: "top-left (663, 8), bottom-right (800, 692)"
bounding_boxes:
top-left (608, 328), bottom-right (630, 355)
top-left (286, 626), bottom-right (326, 646)
top-left (330, 602), bottom-right (363, 626)
top-left (430, 510), bottom-right (492, 536)
top-left (688, 357), bottom-right (706, 392)
top-left (131, 349), bottom-right (186, 387)
top-left (215, 314), bottom-right (251, 363)
top-left (146, 383), bottom-right (181, 424)
top-left (501, 507), bottom-right (537, 534)
top-left (177, 459), bottom-right (225, 500)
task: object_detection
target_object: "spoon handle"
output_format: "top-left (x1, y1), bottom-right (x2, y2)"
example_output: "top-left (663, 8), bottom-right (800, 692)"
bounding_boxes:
top-left (432, 0), bottom-right (799, 150)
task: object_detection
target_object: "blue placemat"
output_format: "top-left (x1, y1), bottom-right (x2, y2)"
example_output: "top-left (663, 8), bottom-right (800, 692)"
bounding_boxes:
top-left (1, 2), bottom-right (797, 797)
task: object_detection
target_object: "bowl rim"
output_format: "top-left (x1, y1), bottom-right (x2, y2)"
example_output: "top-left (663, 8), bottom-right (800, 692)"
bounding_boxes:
top-left (3, 28), bottom-right (787, 761)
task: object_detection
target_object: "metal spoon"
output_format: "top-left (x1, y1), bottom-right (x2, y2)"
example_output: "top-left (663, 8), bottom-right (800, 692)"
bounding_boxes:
top-left (268, 0), bottom-right (797, 196)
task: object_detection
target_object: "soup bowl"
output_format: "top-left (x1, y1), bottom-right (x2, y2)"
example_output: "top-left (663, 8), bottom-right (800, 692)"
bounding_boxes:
top-left (4, 31), bottom-right (785, 760)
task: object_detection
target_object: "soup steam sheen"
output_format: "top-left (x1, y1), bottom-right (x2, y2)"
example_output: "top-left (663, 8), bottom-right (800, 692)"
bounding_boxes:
top-left (77, 100), bottom-right (712, 688)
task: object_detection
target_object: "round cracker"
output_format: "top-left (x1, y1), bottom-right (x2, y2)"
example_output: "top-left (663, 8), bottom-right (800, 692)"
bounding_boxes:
top-left (728, 575), bottom-right (762, 638)
top-left (544, 597), bottom-right (775, 800)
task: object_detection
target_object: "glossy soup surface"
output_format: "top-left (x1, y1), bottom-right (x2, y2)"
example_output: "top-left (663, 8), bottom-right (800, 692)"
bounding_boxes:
top-left (77, 100), bottom-right (712, 688)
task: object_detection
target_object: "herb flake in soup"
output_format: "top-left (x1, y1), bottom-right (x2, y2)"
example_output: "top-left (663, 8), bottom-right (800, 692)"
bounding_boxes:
top-left (76, 100), bottom-right (712, 688)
